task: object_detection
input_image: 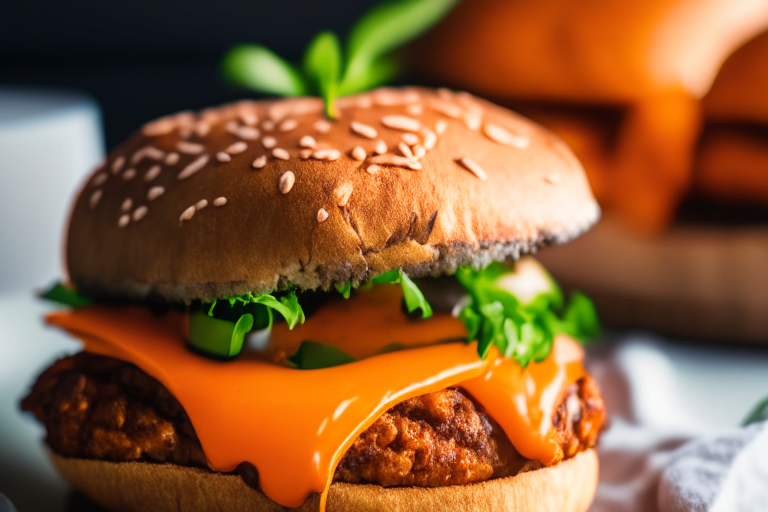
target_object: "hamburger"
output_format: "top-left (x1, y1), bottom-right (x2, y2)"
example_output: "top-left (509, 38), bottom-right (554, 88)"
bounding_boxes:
top-left (414, 0), bottom-right (768, 232)
top-left (21, 86), bottom-right (606, 512)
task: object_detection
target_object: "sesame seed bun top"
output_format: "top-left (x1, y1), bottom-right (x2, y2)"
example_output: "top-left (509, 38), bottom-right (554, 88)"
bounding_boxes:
top-left (66, 87), bottom-right (599, 304)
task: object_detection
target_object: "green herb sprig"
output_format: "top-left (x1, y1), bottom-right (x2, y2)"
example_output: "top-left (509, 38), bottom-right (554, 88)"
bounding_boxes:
top-left (370, 268), bottom-right (433, 318)
top-left (206, 289), bottom-right (305, 330)
top-left (743, 396), bottom-right (768, 426)
top-left (40, 282), bottom-right (92, 307)
top-left (222, 0), bottom-right (458, 117)
top-left (456, 263), bottom-right (601, 366)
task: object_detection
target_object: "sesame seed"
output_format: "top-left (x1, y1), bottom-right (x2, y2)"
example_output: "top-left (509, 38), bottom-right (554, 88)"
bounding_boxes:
top-left (279, 119), bottom-right (298, 131)
top-left (262, 120), bottom-right (275, 131)
top-left (351, 121), bottom-right (378, 139)
top-left (177, 154), bottom-right (210, 180)
top-left (482, 123), bottom-right (530, 149)
top-left (196, 199), bottom-right (208, 210)
top-left (179, 206), bottom-right (196, 224)
top-left (437, 88), bottom-right (453, 100)
top-left (111, 156), bottom-right (125, 175)
top-left (164, 152), bottom-right (180, 165)
top-left (457, 157), bottom-right (488, 180)
top-left (423, 130), bottom-right (437, 150)
top-left (225, 141), bottom-right (248, 154)
top-left (381, 115), bottom-right (421, 132)
top-left (545, 173), bottom-right (561, 185)
top-left (132, 146), bottom-right (165, 164)
top-left (132, 205), bottom-right (148, 222)
top-left (413, 145), bottom-right (426, 159)
top-left (299, 135), bottom-right (316, 149)
top-left (144, 165), bottom-right (162, 182)
top-left (398, 142), bottom-right (414, 158)
top-left (240, 113), bottom-right (258, 126)
top-left (317, 208), bottom-right (329, 222)
top-left (142, 117), bottom-right (176, 137)
top-left (407, 103), bottom-right (424, 116)
top-left (118, 214), bottom-right (131, 228)
top-left (122, 168), bottom-right (137, 181)
top-left (89, 190), bottom-right (102, 209)
top-left (217, 152), bottom-right (231, 162)
top-left (351, 146), bottom-right (367, 161)
top-left (313, 149), bottom-right (341, 161)
top-left (272, 148), bottom-right (290, 160)
top-left (430, 101), bottom-right (463, 119)
top-left (178, 127), bottom-right (192, 139)
top-left (334, 183), bottom-right (353, 206)
top-left (122, 198), bottom-right (133, 212)
top-left (229, 125), bottom-right (260, 140)
top-left (314, 119), bottom-right (331, 133)
top-left (262, 136), bottom-right (277, 149)
top-left (464, 113), bottom-right (482, 131)
top-left (279, 171), bottom-right (295, 194)
top-left (213, 197), bottom-right (227, 207)
top-left (401, 133), bottom-right (420, 146)
top-left (252, 155), bottom-right (268, 169)
top-left (436, 120), bottom-right (448, 135)
top-left (147, 186), bottom-right (165, 201)
top-left (225, 120), bottom-right (239, 132)
top-left (366, 165), bottom-right (381, 174)
top-left (370, 154), bottom-right (422, 170)
top-left (300, 149), bottom-right (313, 159)
top-left (176, 141), bottom-right (205, 155)
top-left (92, 172), bottom-right (108, 187)
top-left (374, 140), bottom-right (387, 155)
top-left (194, 122), bottom-right (211, 138)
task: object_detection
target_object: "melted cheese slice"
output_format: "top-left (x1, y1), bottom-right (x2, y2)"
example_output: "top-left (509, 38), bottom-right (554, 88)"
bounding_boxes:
top-left (47, 303), bottom-right (584, 508)
top-left (269, 285), bottom-right (468, 359)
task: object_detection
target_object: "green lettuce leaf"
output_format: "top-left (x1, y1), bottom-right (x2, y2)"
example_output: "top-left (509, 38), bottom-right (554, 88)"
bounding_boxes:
top-left (207, 289), bottom-right (305, 330)
top-left (743, 396), bottom-right (768, 426)
top-left (303, 31), bottom-right (342, 117)
top-left (372, 269), bottom-right (433, 318)
top-left (188, 311), bottom-right (253, 359)
top-left (455, 262), bottom-right (600, 365)
top-left (40, 282), bottom-right (92, 307)
top-left (341, 0), bottom-right (458, 93)
top-left (287, 341), bottom-right (356, 370)
top-left (222, 44), bottom-right (309, 97)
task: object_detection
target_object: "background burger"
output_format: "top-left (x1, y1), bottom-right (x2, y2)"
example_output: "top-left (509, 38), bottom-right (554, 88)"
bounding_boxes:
top-left (20, 85), bottom-right (607, 511)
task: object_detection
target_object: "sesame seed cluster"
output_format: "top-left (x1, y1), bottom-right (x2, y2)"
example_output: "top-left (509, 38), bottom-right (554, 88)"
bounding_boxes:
top-left (85, 87), bottom-right (552, 231)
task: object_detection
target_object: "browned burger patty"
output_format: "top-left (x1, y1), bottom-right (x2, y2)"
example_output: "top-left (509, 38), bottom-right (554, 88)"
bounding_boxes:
top-left (21, 352), bottom-right (606, 488)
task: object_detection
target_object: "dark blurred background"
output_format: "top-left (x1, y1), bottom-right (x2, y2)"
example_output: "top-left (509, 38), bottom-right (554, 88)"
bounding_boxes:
top-left (1, 0), bottom-right (383, 148)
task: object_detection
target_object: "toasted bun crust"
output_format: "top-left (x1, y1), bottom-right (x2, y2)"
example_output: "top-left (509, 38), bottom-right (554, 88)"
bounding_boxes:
top-left (67, 87), bottom-right (598, 303)
top-left (50, 449), bottom-right (598, 512)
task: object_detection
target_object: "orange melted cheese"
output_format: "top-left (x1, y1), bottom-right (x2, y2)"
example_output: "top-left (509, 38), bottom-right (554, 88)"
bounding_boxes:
top-left (47, 302), bottom-right (585, 508)
top-left (269, 285), bottom-right (468, 359)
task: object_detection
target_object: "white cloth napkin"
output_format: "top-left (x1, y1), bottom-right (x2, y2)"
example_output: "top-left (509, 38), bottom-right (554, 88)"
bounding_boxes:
top-left (588, 336), bottom-right (768, 512)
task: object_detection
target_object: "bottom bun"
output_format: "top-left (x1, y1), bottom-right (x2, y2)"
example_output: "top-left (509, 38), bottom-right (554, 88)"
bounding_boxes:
top-left (50, 449), bottom-right (597, 512)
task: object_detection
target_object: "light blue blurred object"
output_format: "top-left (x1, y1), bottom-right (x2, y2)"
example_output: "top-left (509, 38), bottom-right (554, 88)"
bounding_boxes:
top-left (0, 88), bottom-right (103, 293)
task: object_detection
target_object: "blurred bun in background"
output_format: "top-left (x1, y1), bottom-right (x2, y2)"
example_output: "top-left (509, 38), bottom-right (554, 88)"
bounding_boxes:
top-left (698, 30), bottom-right (768, 204)
top-left (414, 0), bottom-right (768, 342)
top-left (414, 0), bottom-right (768, 232)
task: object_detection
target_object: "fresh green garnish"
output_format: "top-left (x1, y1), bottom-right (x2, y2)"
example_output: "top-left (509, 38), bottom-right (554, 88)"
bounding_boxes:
top-left (287, 341), bottom-right (356, 370)
top-left (40, 282), bottom-right (92, 307)
top-left (189, 289), bottom-right (305, 359)
top-left (222, 0), bottom-right (458, 117)
top-left (743, 396), bottom-right (768, 426)
top-left (188, 311), bottom-right (253, 359)
top-left (334, 281), bottom-right (352, 299)
top-left (207, 289), bottom-right (305, 329)
top-left (456, 261), bottom-right (600, 366)
top-left (371, 269), bottom-right (433, 318)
